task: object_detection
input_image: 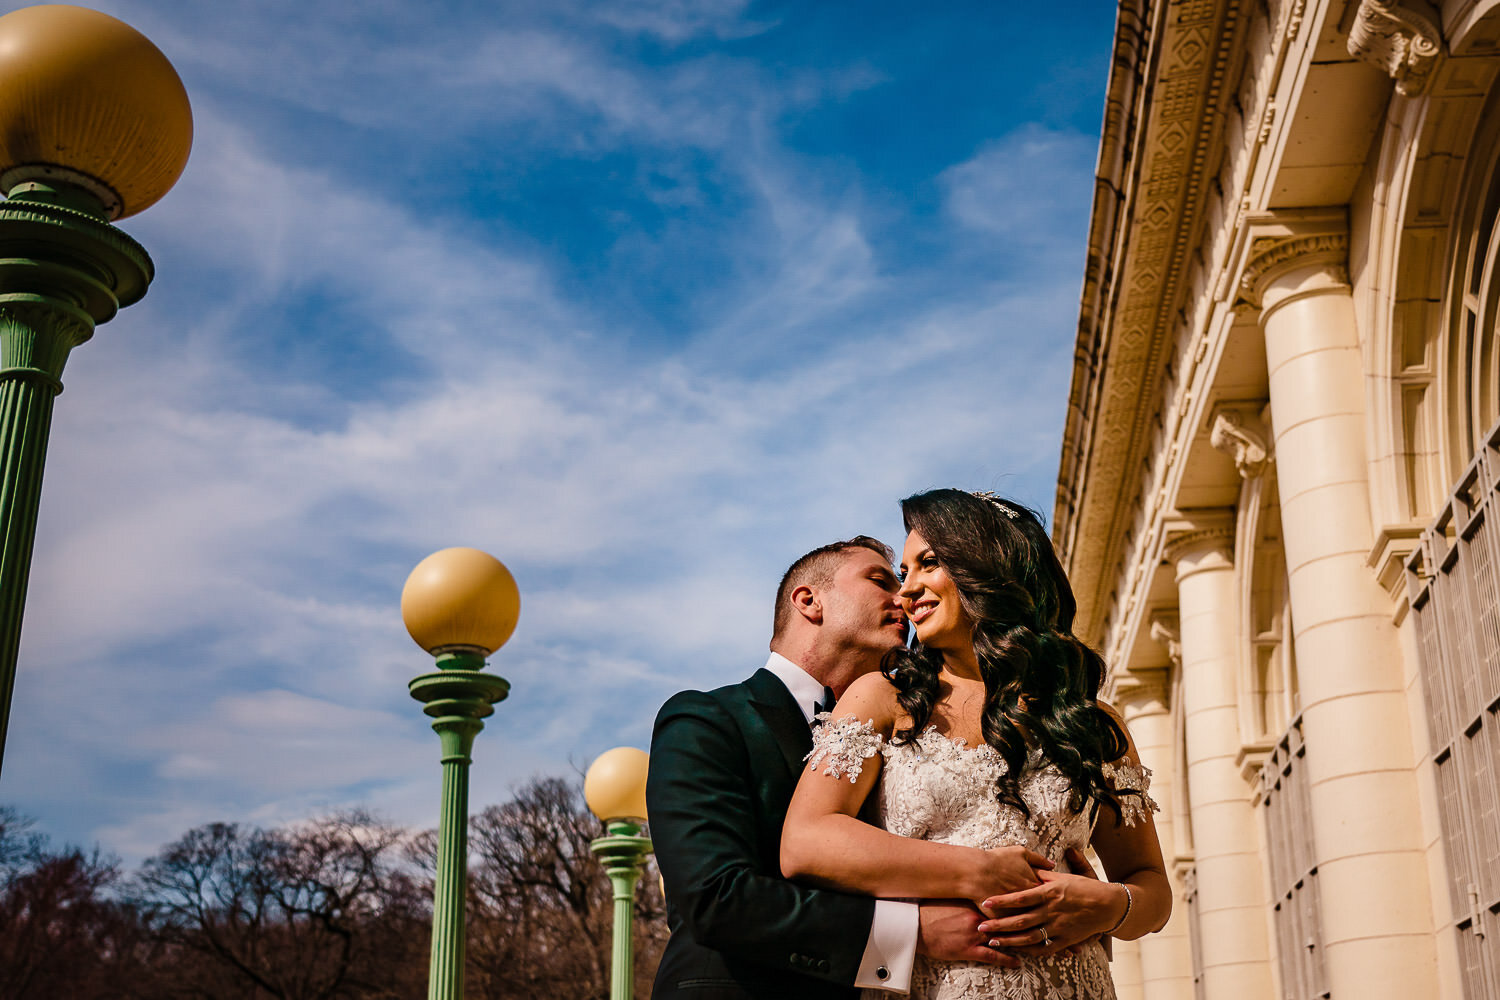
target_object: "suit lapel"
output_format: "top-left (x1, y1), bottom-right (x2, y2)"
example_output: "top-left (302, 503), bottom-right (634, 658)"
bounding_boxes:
top-left (744, 667), bottom-right (814, 780)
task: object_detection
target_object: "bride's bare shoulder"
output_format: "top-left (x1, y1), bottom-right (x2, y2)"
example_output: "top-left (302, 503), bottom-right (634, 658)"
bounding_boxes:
top-left (830, 671), bottom-right (903, 729)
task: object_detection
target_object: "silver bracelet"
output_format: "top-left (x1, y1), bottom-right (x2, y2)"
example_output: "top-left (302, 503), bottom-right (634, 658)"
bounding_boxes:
top-left (1105, 882), bottom-right (1133, 935)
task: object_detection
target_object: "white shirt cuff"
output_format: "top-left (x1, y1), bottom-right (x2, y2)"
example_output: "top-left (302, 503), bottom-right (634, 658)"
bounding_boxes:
top-left (855, 899), bottom-right (918, 993)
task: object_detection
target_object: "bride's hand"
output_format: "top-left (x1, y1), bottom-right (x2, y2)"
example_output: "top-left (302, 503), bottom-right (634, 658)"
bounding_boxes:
top-left (975, 864), bottom-right (1127, 957)
top-left (969, 845), bottom-right (1053, 900)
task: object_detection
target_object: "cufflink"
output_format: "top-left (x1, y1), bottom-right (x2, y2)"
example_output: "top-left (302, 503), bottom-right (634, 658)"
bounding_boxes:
top-left (876, 966), bottom-right (890, 981)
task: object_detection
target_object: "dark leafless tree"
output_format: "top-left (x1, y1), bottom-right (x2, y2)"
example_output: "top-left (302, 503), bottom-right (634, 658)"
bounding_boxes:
top-left (0, 807), bottom-right (161, 999)
top-left (132, 810), bottom-right (426, 1000)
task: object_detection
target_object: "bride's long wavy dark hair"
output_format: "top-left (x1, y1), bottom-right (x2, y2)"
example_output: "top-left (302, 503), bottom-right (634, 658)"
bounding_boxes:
top-left (881, 488), bottom-right (1131, 821)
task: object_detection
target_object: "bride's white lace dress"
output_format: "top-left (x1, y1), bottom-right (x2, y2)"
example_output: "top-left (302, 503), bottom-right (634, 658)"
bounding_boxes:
top-left (807, 717), bottom-right (1156, 1000)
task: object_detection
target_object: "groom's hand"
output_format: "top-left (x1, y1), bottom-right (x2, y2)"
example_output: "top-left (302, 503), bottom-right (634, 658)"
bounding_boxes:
top-left (918, 901), bottom-right (1020, 968)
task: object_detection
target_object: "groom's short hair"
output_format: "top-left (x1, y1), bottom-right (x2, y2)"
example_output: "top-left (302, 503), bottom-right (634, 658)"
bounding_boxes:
top-left (772, 535), bottom-right (894, 639)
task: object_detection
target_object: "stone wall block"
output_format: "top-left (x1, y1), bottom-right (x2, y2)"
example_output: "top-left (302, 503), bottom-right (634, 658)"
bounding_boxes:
top-left (1302, 690), bottom-right (1424, 778)
top-left (1184, 798), bottom-right (1263, 856)
top-left (1196, 906), bottom-right (1275, 966)
top-left (1266, 346), bottom-right (1367, 424)
top-left (1285, 553), bottom-right (1392, 634)
top-left (1274, 414), bottom-right (1374, 503)
top-left (1323, 934), bottom-right (1440, 1000)
top-left (1317, 850), bottom-right (1435, 943)
top-left (1278, 479), bottom-right (1379, 558)
top-left (1303, 762), bottom-right (1436, 860)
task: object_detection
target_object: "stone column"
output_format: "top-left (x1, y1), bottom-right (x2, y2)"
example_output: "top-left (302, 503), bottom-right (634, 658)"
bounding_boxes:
top-left (1111, 938), bottom-right (1144, 1000)
top-left (1163, 520), bottom-right (1275, 1000)
top-left (1115, 650), bottom-right (1195, 1000)
top-left (1241, 214), bottom-right (1436, 996)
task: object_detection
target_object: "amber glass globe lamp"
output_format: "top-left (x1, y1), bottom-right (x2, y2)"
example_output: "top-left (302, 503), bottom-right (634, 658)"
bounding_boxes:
top-left (0, 4), bottom-right (193, 218)
top-left (585, 747), bottom-right (651, 824)
top-left (401, 547), bottom-right (521, 657)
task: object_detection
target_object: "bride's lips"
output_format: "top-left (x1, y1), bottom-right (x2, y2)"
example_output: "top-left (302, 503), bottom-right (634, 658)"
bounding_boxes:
top-left (907, 599), bottom-right (937, 625)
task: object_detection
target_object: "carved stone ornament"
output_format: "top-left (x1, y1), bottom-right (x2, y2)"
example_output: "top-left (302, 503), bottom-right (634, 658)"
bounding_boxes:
top-left (1283, 0), bottom-right (1307, 40)
top-left (1347, 0), bottom-right (1444, 97)
top-left (1148, 612), bottom-right (1183, 671)
top-left (1239, 232), bottom-right (1349, 307)
top-left (1209, 407), bottom-right (1271, 479)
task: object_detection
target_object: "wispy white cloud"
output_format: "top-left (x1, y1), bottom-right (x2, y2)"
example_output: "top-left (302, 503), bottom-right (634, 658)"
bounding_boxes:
top-left (942, 125), bottom-right (1095, 251)
top-left (584, 0), bottom-right (766, 43)
top-left (1, 1), bottom-right (1097, 864)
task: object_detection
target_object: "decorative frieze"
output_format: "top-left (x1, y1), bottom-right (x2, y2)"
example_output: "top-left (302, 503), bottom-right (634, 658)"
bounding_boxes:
top-left (1347, 0), bottom-right (1445, 96)
top-left (1257, 98), bottom-right (1277, 145)
top-left (1283, 0), bottom-right (1307, 41)
top-left (1057, 0), bottom-right (1246, 643)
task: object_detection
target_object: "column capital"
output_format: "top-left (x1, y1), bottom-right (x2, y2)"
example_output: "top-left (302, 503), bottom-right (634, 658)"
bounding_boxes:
top-left (1207, 401), bottom-right (1272, 479)
top-left (1162, 512), bottom-right (1235, 570)
top-left (1231, 209), bottom-right (1348, 310)
top-left (1111, 664), bottom-right (1172, 714)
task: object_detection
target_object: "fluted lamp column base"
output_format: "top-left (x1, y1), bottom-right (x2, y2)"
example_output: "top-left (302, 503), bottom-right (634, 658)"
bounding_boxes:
top-left (409, 651), bottom-right (510, 1000)
top-left (0, 183), bottom-right (153, 774)
top-left (591, 821), bottom-right (653, 1000)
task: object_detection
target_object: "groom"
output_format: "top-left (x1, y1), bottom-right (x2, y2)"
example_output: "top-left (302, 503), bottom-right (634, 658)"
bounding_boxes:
top-left (647, 535), bottom-right (1017, 999)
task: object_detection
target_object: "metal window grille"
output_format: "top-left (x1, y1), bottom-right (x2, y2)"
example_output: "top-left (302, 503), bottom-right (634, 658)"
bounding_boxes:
top-left (1259, 715), bottom-right (1330, 999)
top-left (1182, 864), bottom-right (1205, 1000)
top-left (1407, 416), bottom-right (1500, 999)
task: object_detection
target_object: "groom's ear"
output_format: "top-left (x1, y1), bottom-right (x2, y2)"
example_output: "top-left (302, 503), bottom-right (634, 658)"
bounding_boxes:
top-left (790, 584), bottom-right (823, 624)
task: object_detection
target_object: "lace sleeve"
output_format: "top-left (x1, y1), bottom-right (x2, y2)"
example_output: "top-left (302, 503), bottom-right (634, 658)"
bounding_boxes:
top-left (804, 714), bottom-right (885, 783)
top-left (1102, 759), bottom-right (1159, 827)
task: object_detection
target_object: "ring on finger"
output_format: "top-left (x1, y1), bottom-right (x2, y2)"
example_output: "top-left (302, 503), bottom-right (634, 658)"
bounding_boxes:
top-left (1040, 927), bottom-right (1051, 947)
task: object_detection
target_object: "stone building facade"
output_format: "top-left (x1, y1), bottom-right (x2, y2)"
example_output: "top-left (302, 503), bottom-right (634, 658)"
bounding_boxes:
top-left (1057, 2), bottom-right (1500, 998)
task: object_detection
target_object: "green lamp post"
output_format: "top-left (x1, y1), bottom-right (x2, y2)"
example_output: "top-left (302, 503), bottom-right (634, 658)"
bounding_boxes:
top-left (0, 4), bottom-right (192, 774)
top-left (402, 547), bottom-right (520, 1000)
top-left (585, 746), bottom-right (654, 1000)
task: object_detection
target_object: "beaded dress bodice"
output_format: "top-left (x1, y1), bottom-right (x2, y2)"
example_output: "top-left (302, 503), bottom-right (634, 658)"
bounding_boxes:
top-left (806, 717), bottom-right (1156, 1000)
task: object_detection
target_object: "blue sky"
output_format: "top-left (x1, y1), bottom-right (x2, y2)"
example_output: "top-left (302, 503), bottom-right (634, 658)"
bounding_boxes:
top-left (1, 0), bottom-right (1113, 862)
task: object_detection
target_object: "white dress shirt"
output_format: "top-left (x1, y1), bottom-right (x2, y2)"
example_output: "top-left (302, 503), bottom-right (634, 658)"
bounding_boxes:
top-left (763, 652), bottom-right (919, 994)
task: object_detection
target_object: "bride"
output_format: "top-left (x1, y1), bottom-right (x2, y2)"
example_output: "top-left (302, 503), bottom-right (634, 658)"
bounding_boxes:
top-left (781, 489), bottom-right (1171, 999)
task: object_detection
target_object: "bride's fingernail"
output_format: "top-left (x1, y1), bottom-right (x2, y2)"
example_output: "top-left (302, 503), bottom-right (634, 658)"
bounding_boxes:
top-left (988, 939), bottom-right (1001, 948)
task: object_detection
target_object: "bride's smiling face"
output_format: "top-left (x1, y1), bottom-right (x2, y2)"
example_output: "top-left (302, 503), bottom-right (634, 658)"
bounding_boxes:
top-left (899, 531), bottom-right (972, 652)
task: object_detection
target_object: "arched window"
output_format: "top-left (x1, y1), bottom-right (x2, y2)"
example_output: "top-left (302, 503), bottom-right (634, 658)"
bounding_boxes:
top-left (1441, 85), bottom-right (1500, 485)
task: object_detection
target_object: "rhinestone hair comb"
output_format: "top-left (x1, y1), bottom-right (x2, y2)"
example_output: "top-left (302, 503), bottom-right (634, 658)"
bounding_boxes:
top-left (970, 490), bottom-right (1020, 519)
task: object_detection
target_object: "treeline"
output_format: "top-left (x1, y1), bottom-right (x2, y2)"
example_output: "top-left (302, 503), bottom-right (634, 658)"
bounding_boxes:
top-left (0, 777), bottom-right (667, 999)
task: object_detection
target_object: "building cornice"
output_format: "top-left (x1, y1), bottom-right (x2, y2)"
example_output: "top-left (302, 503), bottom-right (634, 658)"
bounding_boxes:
top-left (1054, 0), bottom-right (1249, 644)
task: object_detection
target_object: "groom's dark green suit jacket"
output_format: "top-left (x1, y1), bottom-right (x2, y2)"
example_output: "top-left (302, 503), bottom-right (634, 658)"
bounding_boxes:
top-left (647, 667), bottom-right (876, 1000)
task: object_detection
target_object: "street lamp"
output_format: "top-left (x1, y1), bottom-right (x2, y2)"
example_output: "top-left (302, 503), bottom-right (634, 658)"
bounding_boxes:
top-left (0, 4), bottom-right (192, 773)
top-left (402, 547), bottom-right (520, 1000)
top-left (584, 746), bottom-right (654, 1000)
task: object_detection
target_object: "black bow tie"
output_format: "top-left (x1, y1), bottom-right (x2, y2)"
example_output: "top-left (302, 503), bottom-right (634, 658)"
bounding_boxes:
top-left (812, 686), bottom-right (836, 719)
